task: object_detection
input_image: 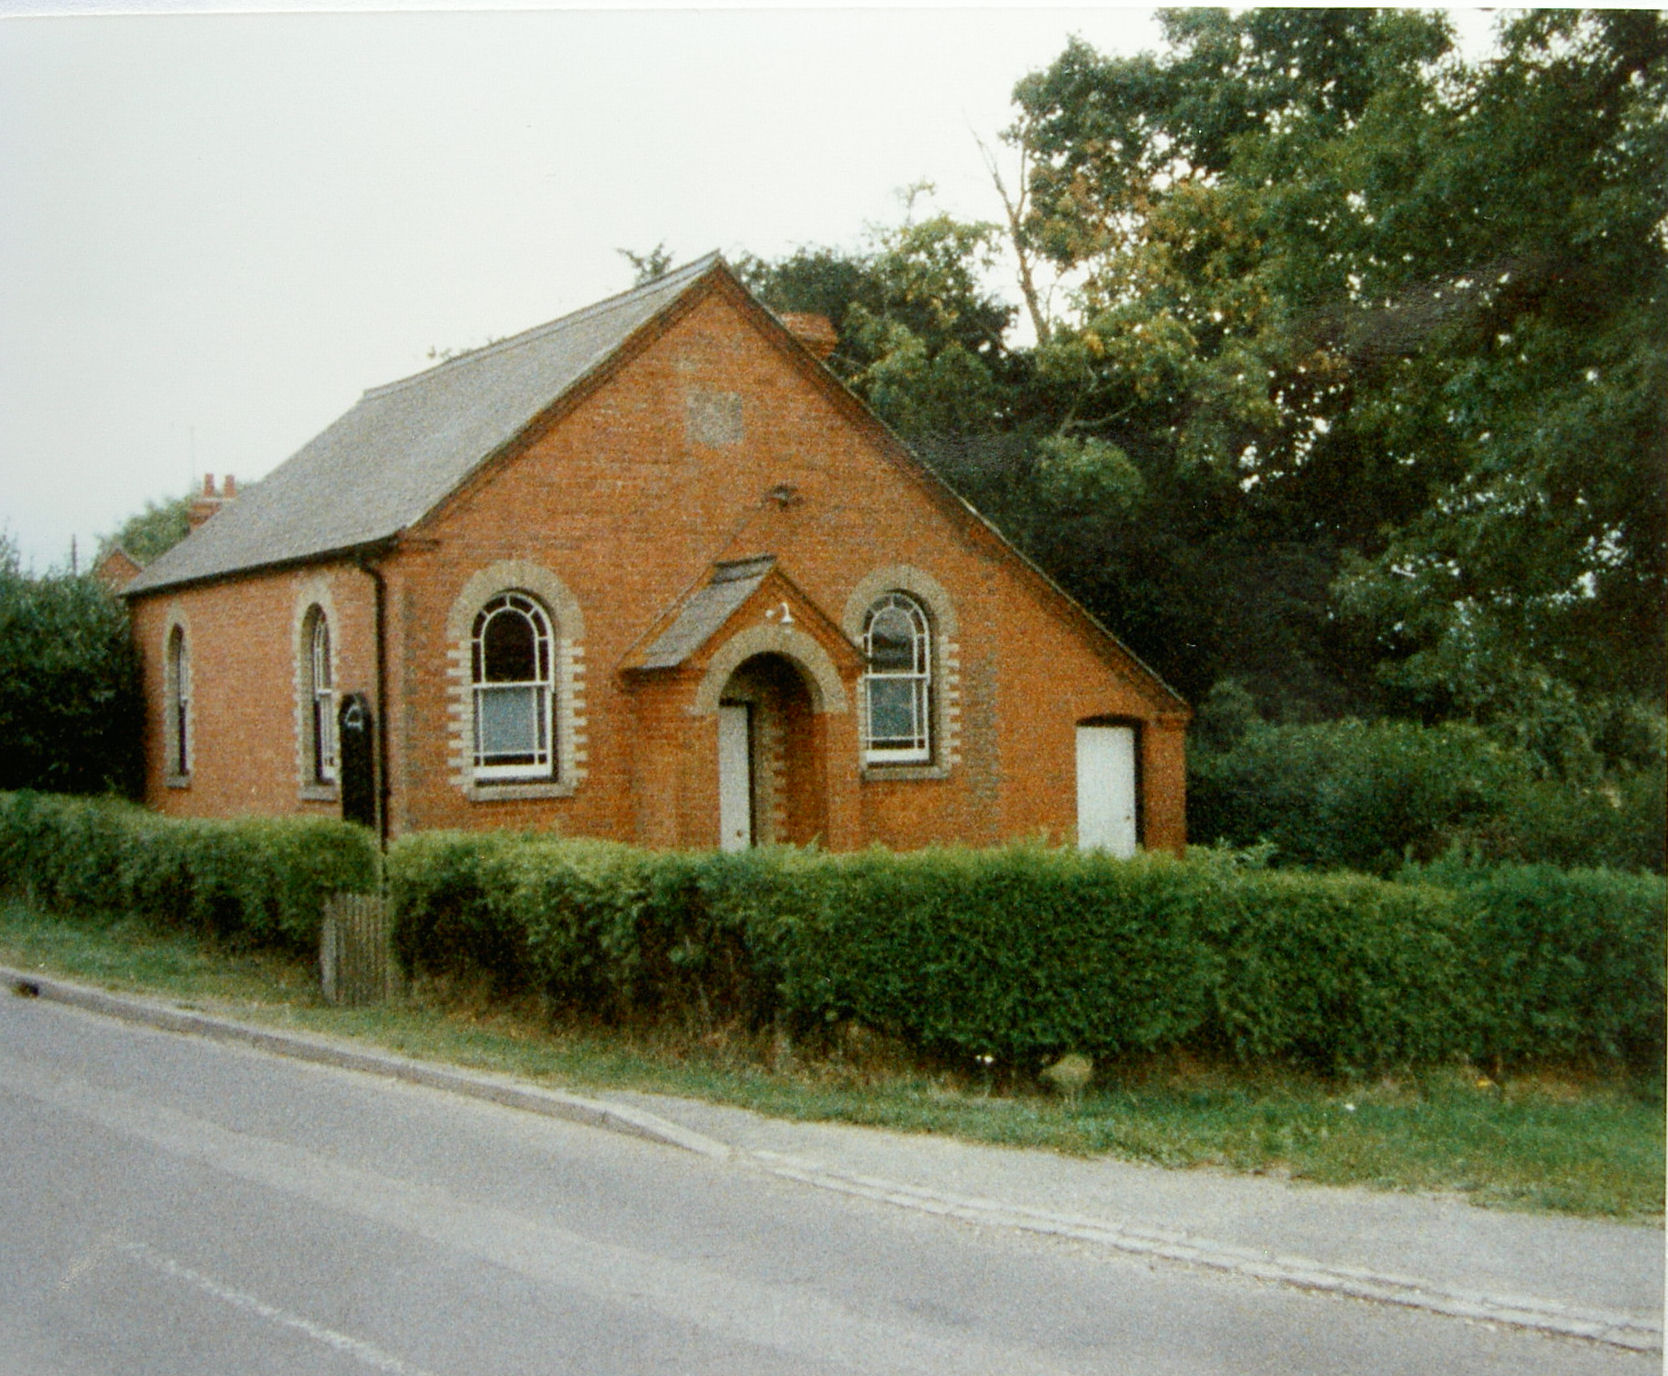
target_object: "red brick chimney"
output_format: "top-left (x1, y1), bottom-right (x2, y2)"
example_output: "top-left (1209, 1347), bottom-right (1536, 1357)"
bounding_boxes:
top-left (777, 313), bottom-right (838, 362)
top-left (188, 472), bottom-right (236, 529)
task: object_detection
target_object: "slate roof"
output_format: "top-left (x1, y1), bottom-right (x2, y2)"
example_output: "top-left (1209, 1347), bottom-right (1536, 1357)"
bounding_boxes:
top-left (633, 557), bottom-right (778, 671)
top-left (123, 253), bottom-right (724, 595)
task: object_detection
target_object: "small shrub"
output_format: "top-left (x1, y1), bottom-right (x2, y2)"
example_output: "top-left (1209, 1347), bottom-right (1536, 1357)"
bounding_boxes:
top-left (1189, 716), bottom-right (1665, 875)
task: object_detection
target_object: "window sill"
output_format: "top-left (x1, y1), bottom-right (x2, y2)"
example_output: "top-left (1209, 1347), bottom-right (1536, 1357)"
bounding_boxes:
top-left (299, 784), bottom-right (340, 803)
top-left (860, 762), bottom-right (950, 783)
top-left (465, 779), bottom-right (575, 802)
top-left (165, 774), bottom-right (191, 790)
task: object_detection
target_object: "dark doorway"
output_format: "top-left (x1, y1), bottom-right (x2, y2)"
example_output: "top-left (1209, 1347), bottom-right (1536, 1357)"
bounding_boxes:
top-left (338, 692), bottom-right (377, 833)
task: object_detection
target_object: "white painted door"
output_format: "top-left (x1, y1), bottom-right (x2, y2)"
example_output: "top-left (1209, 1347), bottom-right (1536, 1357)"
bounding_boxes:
top-left (1076, 724), bottom-right (1138, 857)
top-left (718, 703), bottom-right (753, 852)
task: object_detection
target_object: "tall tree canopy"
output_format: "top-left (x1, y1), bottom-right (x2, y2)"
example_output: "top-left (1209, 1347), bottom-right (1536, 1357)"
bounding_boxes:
top-left (977, 8), bottom-right (1667, 746)
top-left (737, 192), bottom-right (1023, 443)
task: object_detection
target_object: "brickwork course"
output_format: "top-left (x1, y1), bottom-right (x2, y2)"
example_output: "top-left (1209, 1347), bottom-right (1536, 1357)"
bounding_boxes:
top-left (123, 255), bottom-right (1190, 852)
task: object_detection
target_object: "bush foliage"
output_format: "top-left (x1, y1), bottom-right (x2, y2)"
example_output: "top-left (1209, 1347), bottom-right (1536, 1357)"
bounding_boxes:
top-left (387, 834), bottom-right (1665, 1076)
top-left (0, 791), bottom-right (379, 949)
top-left (1188, 713), bottom-right (1665, 875)
top-left (0, 542), bottom-right (143, 797)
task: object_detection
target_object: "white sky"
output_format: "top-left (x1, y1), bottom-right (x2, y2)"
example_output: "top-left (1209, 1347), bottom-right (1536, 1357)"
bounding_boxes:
top-left (0, 5), bottom-right (1500, 572)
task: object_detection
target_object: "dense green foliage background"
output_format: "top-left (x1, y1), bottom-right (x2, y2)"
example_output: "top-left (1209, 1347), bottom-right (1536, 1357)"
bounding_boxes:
top-left (728, 10), bottom-right (1668, 834)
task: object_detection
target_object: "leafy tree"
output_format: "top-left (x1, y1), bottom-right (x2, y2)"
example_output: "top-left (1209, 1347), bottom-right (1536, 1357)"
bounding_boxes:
top-left (618, 242), bottom-right (677, 286)
top-left (737, 191), bottom-right (1023, 444)
top-left (999, 8), bottom-right (1668, 739)
top-left (103, 491), bottom-right (193, 566)
top-left (0, 536), bottom-right (142, 796)
top-left (1332, 11), bottom-right (1668, 735)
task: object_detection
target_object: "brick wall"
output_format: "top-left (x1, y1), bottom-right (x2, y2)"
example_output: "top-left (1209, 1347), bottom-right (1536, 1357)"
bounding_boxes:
top-left (131, 280), bottom-right (1187, 852)
top-left (132, 560), bottom-right (378, 820)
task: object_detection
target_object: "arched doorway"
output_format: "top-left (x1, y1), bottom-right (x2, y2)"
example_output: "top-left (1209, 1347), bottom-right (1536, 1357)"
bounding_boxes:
top-left (717, 653), bottom-right (824, 849)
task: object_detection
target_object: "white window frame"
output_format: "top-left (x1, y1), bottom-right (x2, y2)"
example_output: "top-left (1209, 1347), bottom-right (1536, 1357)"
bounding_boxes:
top-left (166, 624), bottom-right (191, 779)
top-left (471, 591), bottom-right (555, 782)
top-left (306, 609), bottom-right (338, 785)
top-left (862, 592), bottom-right (932, 765)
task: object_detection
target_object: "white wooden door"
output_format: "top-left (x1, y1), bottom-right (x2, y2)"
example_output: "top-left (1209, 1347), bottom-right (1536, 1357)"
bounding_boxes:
top-left (1076, 724), bottom-right (1138, 857)
top-left (718, 703), bottom-right (753, 852)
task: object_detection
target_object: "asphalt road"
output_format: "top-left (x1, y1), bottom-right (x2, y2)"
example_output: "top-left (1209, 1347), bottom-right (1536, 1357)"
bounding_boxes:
top-left (0, 993), bottom-right (1652, 1376)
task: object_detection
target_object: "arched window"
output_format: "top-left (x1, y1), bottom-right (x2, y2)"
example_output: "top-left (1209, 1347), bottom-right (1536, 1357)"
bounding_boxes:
top-left (304, 608), bottom-right (337, 785)
top-left (166, 624), bottom-right (191, 778)
top-left (471, 592), bottom-right (554, 780)
top-left (862, 592), bottom-right (931, 764)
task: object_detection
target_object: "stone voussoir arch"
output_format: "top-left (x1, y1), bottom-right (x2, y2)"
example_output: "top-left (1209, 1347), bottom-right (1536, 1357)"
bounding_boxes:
top-left (691, 623), bottom-right (849, 716)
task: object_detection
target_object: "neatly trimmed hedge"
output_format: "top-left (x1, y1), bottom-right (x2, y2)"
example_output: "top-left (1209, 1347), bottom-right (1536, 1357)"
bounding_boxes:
top-left (390, 833), bottom-right (801, 1026)
top-left (1407, 858), bottom-right (1667, 1068)
top-left (8, 792), bottom-right (1657, 1075)
top-left (387, 835), bottom-right (1665, 1074)
top-left (0, 790), bottom-right (379, 949)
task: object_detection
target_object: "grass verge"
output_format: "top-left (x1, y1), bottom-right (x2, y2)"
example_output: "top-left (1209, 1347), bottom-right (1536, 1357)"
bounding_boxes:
top-left (2, 899), bottom-right (1661, 1222)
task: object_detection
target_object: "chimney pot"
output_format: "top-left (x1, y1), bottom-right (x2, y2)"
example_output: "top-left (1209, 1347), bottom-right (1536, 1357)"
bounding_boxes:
top-left (188, 473), bottom-right (234, 530)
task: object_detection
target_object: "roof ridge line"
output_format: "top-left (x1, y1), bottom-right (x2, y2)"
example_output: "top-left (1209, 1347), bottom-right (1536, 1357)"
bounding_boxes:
top-left (361, 251), bottom-right (724, 402)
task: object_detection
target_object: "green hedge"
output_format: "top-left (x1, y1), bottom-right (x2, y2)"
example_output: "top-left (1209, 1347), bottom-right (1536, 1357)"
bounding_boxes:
top-left (0, 791), bottom-right (379, 949)
top-left (389, 833), bottom-right (802, 1026)
top-left (8, 792), bottom-right (1656, 1074)
top-left (1407, 858), bottom-right (1667, 1068)
top-left (387, 835), bottom-right (1665, 1074)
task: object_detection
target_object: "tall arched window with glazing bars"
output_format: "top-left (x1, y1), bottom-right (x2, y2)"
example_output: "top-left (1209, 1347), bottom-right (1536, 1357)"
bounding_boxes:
top-left (471, 592), bottom-right (554, 780)
top-left (166, 624), bottom-right (191, 778)
top-left (305, 608), bottom-right (337, 784)
top-left (862, 592), bottom-right (931, 764)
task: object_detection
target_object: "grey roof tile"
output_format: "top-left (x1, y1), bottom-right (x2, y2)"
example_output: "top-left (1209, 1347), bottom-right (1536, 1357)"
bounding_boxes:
top-left (124, 253), bottom-right (722, 595)
top-left (636, 557), bottom-right (776, 670)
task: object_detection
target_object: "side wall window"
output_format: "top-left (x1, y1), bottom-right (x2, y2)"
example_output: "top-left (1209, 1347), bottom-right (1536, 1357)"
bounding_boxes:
top-left (304, 607), bottom-right (338, 785)
top-left (165, 623), bottom-right (191, 779)
top-left (862, 592), bottom-right (932, 765)
top-left (471, 591), bottom-right (555, 781)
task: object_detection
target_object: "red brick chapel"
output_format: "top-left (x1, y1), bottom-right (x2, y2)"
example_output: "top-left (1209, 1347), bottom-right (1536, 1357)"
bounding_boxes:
top-left (120, 255), bottom-right (1189, 854)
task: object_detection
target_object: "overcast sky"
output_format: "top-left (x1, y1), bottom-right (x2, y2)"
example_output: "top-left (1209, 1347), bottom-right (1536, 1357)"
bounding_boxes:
top-left (0, 5), bottom-right (1499, 572)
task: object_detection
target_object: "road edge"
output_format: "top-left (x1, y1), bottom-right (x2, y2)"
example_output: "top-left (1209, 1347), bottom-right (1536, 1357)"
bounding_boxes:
top-left (2, 966), bottom-right (731, 1162)
top-left (7, 965), bottom-right (1660, 1355)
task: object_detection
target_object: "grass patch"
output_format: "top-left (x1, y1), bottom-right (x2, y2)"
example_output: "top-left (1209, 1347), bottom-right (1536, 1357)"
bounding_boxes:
top-left (2, 899), bottom-right (1660, 1221)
